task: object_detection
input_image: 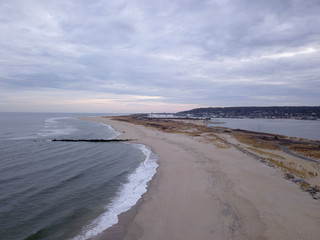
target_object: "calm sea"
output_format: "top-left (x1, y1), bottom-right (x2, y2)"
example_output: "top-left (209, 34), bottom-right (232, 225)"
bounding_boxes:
top-left (209, 118), bottom-right (320, 140)
top-left (0, 113), bottom-right (158, 240)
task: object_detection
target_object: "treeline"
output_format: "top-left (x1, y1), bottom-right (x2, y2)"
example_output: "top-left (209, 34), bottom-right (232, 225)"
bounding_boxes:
top-left (178, 106), bottom-right (320, 118)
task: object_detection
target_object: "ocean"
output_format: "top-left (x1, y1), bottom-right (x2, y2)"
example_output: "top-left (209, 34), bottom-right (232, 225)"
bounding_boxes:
top-left (0, 113), bottom-right (158, 240)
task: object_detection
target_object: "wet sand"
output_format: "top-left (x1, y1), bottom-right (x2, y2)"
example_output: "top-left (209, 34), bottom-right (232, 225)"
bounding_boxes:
top-left (82, 116), bottom-right (320, 240)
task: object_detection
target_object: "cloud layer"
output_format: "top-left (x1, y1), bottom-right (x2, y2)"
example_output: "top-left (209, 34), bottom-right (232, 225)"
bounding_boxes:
top-left (1, 0), bottom-right (319, 112)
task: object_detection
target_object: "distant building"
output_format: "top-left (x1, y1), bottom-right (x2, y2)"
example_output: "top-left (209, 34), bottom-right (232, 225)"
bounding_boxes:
top-left (148, 113), bottom-right (175, 118)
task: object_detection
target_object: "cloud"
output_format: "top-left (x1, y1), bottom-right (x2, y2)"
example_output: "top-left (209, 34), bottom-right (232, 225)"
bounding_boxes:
top-left (0, 0), bottom-right (319, 112)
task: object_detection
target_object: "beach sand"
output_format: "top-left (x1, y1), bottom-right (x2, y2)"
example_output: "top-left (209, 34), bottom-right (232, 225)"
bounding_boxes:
top-left (82, 116), bottom-right (320, 240)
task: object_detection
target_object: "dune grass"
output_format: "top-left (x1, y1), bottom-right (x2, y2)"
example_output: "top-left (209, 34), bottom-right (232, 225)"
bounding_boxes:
top-left (287, 143), bottom-right (320, 159)
top-left (247, 147), bottom-right (285, 159)
top-left (232, 132), bottom-right (280, 150)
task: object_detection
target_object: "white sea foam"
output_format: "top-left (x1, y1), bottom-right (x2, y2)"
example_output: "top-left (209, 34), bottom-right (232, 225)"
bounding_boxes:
top-left (72, 144), bottom-right (158, 240)
top-left (103, 123), bottom-right (121, 140)
top-left (5, 135), bottom-right (37, 141)
top-left (38, 117), bottom-right (77, 137)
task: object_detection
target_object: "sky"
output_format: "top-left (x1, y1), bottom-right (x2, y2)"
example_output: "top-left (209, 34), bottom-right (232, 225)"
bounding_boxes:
top-left (0, 0), bottom-right (320, 113)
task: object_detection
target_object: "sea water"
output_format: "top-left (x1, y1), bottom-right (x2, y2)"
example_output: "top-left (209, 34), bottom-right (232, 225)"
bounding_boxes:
top-left (0, 113), bottom-right (158, 240)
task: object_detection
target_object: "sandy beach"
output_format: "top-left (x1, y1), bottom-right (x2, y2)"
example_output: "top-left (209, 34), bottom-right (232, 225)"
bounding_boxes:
top-left (82, 116), bottom-right (320, 240)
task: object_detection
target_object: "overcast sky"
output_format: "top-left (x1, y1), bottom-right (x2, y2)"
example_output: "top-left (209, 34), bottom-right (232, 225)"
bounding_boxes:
top-left (0, 0), bottom-right (319, 113)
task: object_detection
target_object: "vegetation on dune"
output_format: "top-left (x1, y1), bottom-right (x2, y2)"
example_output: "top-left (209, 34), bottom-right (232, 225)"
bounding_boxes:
top-left (287, 143), bottom-right (320, 159)
top-left (247, 147), bottom-right (285, 159)
top-left (232, 132), bottom-right (281, 150)
top-left (266, 157), bottom-right (316, 179)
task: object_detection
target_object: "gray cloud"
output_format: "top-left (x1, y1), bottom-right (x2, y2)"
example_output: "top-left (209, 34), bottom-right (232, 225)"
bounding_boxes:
top-left (0, 0), bottom-right (319, 112)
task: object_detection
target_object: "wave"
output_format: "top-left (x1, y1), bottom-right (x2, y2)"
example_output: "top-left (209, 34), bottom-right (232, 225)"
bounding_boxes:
top-left (105, 124), bottom-right (121, 139)
top-left (37, 117), bottom-right (78, 138)
top-left (72, 144), bottom-right (158, 240)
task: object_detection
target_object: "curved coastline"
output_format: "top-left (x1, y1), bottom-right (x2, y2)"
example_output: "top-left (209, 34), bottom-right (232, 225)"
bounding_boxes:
top-left (77, 117), bottom-right (158, 240)
top-left (81, 116), bottom-right (320, 240)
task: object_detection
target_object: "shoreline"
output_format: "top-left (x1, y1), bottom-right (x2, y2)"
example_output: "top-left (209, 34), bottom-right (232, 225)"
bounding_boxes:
top-left (80, 117), bottom-right (159, 240)
top-left (81, 116), bottom-right (320, 240)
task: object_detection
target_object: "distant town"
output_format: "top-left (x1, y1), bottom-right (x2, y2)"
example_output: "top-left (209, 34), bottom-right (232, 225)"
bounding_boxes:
top-left (148, 106), bottom-right (320, 120)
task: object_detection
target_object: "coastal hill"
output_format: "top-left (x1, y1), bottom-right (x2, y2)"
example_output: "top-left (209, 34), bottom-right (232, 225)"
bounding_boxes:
top-left (178, 106), bottom-right (320, 120)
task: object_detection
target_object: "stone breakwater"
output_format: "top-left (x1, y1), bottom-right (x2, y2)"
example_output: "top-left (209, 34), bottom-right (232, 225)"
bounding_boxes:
top-left (51, 139), bottom-right (133, 142)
